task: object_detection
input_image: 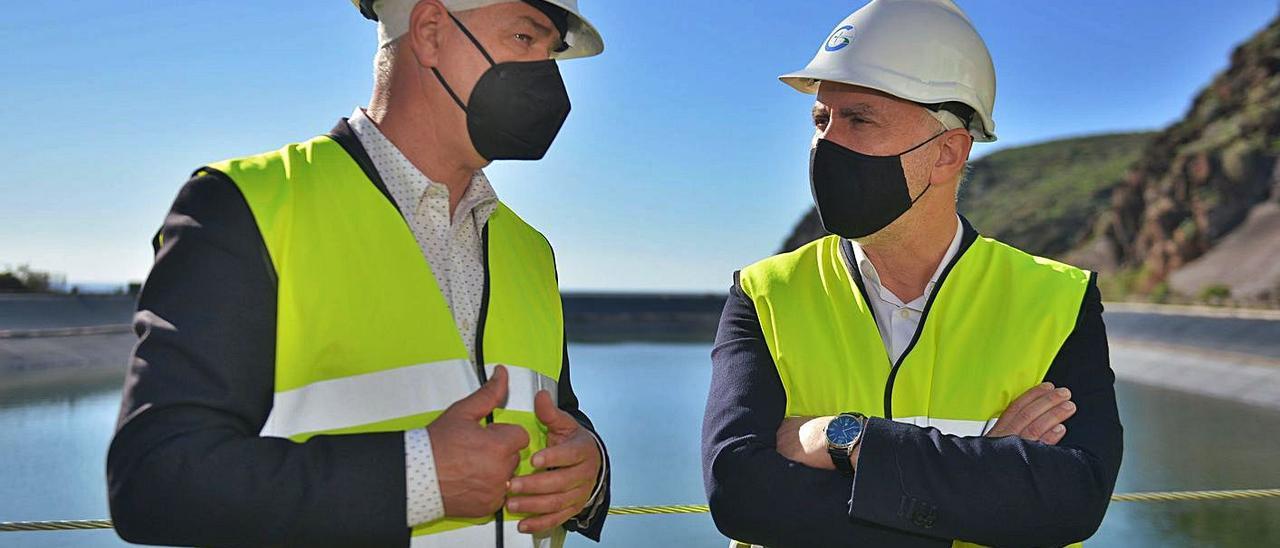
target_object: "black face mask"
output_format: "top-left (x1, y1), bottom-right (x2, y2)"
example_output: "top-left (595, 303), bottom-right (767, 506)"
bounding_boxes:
top-left (431, 14), bottom-right (571, 161)
top-left (809, 133), bottom-right (943, 239)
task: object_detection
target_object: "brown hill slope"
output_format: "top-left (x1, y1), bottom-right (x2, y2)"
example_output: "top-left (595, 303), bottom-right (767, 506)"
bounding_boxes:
top-left (1068, 15), bottom-right (1280, 304)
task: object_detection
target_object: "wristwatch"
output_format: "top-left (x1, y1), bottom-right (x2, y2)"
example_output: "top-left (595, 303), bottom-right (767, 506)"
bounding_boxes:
top-left (825, 412), bottom-right (867, 475)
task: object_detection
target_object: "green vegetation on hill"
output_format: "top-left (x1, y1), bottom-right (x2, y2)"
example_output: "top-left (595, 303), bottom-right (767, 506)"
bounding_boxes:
top-left (958, 132), bottom-right (1154, 257)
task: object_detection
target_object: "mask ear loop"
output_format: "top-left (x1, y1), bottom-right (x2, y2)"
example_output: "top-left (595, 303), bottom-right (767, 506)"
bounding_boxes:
top-left (909, 182), bottom-right (932, 205)
top-left (834, 130), bottom-right (946, 159)
top-left (430, 13), bottom-right (499, 111)
top-left (446, 13), bottom-right (497, 65)
top-left (896, 130), bottom-right (946, 156)
top-left (903, 131), bottom-right (948, 204)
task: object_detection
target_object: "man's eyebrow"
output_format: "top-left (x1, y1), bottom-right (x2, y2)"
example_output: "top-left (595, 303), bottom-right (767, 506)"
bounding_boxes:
top-left (836, 103), bottom-right (878, 120)
top-left (517, 15), bottom-right (555, 38)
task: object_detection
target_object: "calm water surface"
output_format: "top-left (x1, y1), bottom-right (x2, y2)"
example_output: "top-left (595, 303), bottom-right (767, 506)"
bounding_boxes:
top-left (1, 343), bottom-right (1277, 547)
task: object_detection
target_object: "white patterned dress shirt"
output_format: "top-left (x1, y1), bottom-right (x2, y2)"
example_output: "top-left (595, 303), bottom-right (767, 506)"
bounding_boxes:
top-left (347, 108), bottom-right (606, 529)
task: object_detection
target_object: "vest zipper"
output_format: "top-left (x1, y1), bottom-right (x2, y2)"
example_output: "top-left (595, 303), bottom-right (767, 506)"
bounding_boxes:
top-left (840, 240), bottom-right (903, 417)
top-left (474, 225), bottom-right (503, 547)
top-left (881, 247), bottom-right (969, 419)
top-left (839, 237), bottom-right (967, 420)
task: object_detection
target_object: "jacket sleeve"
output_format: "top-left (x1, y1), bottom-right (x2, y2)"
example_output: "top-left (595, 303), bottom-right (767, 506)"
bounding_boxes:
top-left (106, 172), bottom-right (409, 547)
top-left (849, 277), bottom-right (1124, 546)
top-left (557, 334), bottom-right (612, 541)
top-left (701, 279), bottom-right (950, 548)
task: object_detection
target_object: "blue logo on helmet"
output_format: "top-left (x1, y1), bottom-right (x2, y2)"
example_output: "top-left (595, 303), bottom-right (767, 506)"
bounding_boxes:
top-left (825, 25), bottom-right (854, 52)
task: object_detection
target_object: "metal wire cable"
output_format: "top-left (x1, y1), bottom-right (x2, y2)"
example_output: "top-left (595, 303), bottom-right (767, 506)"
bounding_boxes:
top-left (5, 488), bottom-right (1279, 533)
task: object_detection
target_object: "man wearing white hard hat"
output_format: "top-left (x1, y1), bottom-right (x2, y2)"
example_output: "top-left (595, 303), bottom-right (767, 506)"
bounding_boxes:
top-left (108, 1), bottom-right (610, 546)
top-left (703, 1), bottom-right (1122, 546)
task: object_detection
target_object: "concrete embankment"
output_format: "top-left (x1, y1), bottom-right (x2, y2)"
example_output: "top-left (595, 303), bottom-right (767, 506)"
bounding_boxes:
top-left (1, 294), bottom-right (1278, 410)
top-left (0, 327), bottom-right (135, 391)
top-left (0, 295), bottom-right (137, 392)
top-left (1103, 303), bottom-right (1280, 410)
top-left (1103, 302), bottom-right (1280, 359)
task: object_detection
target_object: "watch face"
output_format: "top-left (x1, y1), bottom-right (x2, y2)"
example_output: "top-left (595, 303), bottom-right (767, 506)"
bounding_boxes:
top-left (827, 415), bottom-right (863, 446)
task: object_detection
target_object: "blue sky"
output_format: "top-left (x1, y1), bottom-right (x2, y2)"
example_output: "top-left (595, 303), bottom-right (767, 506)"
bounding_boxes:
top-left (1, 1), bottom-right (1276, 291)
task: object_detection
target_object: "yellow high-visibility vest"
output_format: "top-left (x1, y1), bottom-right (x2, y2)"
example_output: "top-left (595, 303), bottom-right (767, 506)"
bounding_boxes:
top-left (208, 134), bottom-right (564, 547)
top-left (739, 234), bottom-right (1092, 548)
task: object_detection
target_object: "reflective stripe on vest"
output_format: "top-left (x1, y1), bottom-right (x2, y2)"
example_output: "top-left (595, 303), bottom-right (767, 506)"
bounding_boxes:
top-left (207, 135), bottom-right (564, 546)
top-left (739, 234), bottom-right (1091, 548)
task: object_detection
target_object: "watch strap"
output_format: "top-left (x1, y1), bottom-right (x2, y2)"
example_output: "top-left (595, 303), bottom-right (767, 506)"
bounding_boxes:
top-left (829, 445), bottom-right (854, 474)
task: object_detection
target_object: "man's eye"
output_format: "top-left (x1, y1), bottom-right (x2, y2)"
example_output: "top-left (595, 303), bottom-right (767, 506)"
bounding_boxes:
top-left (514, 33), bottom-right (534, 44)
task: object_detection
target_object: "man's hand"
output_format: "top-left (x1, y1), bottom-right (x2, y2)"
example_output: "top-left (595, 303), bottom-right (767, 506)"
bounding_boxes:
top-left (428, 365), bottom-right (531, 518)
top-left (506, 390), bottom-right (602, 534)
top-left (986, 382), bottom-right (1076, 445)
top-left (773, 383), bottom-right (1075, 471)
top-left (776, 416), bottom-right (856, 471)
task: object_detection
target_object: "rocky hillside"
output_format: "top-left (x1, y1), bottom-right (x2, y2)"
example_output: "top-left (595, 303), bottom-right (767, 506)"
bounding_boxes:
top-left (780, 132), bottom-right (1153, 256)
top-left (781, 14), bottom-right (1280, 305)
top-left (959, 133), bottom-right (1154, 257)
top-left (1068, 15), bottom-right (1280, 304)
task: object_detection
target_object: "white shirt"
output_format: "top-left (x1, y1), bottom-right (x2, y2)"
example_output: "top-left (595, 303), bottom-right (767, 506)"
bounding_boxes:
top-left (348, 108), bottom-right (606, 529)
top-left (849, 215), bottom-right (963, 363)
top-left (349, 110), bottom-right (497, 362)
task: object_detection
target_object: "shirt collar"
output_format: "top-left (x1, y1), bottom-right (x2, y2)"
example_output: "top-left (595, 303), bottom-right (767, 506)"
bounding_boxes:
top-left (850, 214), bottom-right (963, 310)
top-left (346, 107), bottom-right (498, 225)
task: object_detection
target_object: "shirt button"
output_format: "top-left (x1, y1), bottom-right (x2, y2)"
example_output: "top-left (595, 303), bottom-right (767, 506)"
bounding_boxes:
top-left (898, 309), bottom-right (911, 319)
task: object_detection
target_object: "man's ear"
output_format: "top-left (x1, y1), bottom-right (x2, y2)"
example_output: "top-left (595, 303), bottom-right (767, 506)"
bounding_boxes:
top-left (407, 0), bottom-right (449, 68)
top-left (931, 129), bottom-right (973, 188)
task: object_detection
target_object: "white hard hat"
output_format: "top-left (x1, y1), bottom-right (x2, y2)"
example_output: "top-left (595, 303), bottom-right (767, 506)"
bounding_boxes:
top-left (356, 0), bottom-right (604, 60)
top-left (780, 0), bottom-right (997, 142)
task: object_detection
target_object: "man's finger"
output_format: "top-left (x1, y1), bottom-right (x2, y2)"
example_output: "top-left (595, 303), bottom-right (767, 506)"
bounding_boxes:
top-left (996, 385), bottom-right (1068, 436)
top-left (509, 462), bottom-right (593, 495)
top-left (994, 383), bottom-right (1054, 432)
top-left (447, 365), bottom-right (510, 421)
top-left (515, 501), bottom-right (586, 535)
top-left (531, 437), bottom-right (591, 469)
top-left (1006, 383), bottom-right (1054, 414)
top-left (534, 390), bottom-right (579, 434)
top-left (1012, 387), bottom-right (1071, 432)
top-left (1039, 424), bottom-right (1067, 445)
top-left (507, 484), bottom-right (591, 516)
top-left (1022, 400), bottom-right (1076, 440)
top-left (486, 422), bottom-right (531, 452)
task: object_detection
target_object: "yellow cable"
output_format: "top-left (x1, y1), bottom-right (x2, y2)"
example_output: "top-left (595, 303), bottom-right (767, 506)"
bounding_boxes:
top-left (4, 489), bottom-right (1279, 532)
